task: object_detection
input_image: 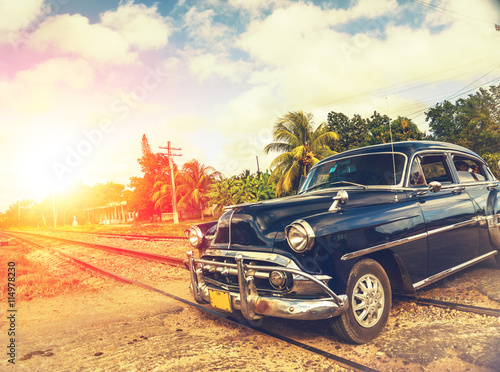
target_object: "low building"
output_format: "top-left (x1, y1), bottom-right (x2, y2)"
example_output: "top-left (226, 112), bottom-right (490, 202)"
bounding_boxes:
top-left (83, 201), bottom-right (133, 224)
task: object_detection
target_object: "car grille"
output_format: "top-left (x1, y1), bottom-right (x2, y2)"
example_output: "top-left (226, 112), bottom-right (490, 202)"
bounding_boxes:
top-left (200, 255), bottom-right (290, 294)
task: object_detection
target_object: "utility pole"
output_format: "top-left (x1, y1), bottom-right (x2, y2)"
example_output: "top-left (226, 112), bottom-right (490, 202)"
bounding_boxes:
top-left (159, 141), bottom-right (182, 224)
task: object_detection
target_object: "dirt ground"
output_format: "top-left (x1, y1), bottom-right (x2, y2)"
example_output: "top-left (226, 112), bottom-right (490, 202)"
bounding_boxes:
top-left (1, 233), bottom-right (499, 372)
top-left (3, 282), bottom-right (357, 372)
top-left (2, 268), bottom-right (499, 372)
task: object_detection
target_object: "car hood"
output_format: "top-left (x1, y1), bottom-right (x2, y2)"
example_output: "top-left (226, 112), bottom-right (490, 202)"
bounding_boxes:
top-left (211, 188), bottom-right (398, 251)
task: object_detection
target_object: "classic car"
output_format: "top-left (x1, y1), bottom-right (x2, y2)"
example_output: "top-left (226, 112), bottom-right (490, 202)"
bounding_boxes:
top-left (185, 141), bottom-right (500, 344)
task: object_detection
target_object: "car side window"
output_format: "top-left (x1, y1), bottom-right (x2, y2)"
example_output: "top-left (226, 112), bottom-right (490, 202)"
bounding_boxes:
top-left (453, 156), bottom-right (487, 182)
top-left (409, 157), bottom-right (426, 186)
top-left (419, 154), bottom-right (453, 184)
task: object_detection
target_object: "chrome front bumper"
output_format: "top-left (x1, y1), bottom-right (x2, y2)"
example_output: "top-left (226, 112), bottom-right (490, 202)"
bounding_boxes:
top-left (187, 251), bottom-right (348, 321)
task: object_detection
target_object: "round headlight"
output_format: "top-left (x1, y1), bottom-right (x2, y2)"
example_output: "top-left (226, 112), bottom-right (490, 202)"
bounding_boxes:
top-left (285, 220), bottom-right (315, 253)
top-left (185, 226), bottom-right (203, 248)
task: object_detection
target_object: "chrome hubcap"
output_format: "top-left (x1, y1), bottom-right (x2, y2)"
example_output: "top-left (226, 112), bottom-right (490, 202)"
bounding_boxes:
top-left (352, 274), bottom-right (384, 328)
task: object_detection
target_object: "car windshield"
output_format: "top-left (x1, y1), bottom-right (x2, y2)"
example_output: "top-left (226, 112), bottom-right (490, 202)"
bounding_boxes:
top-left (300, 153), bottom-right (406, 193)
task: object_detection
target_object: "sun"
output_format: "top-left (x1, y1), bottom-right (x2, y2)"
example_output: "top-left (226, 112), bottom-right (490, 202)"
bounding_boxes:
top-left (15, 131), bottom-right (78, 200)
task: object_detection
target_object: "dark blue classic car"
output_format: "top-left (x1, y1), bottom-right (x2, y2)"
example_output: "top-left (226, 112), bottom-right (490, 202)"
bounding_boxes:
top-left (186, 141), bottom-right (500, 344)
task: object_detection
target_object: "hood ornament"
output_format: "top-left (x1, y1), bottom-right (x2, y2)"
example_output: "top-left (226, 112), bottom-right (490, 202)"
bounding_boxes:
top-left (329, 190), bottom-right (349, 212)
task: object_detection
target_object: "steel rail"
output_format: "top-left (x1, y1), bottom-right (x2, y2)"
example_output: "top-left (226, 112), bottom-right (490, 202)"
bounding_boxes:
top-left (394, 294), bottom-right (500, 317)
top-left (2, 231), bottom-right (185, 267)
top-left (8, 232), bottom-right (380, 372)
top-left (51, 229), bottom-right (188, 241)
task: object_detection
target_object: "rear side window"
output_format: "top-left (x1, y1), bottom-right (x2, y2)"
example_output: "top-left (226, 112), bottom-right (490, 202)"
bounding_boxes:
top-left (452, 155), bottom-right (487, 182)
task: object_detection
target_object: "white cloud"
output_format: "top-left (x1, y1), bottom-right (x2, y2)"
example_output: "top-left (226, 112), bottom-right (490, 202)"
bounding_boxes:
top-left (187, 51), bottom-right (250, 82)
top-left (100, 1), bottom-right (172, 50)
top-left (0, 58), bottom-right (95, 114)
top-left (0, 0), bottom-right (46, 42)
top-left (184, 6), bottom-right (231, 46)
top-left (327, 0), bottom-right (399, 24)
top-left (17, 57), bottom-right (95, 90)
top-left (27, 13), bottom-right (135, 63)
top-left (25, 2), bottom-right (171, 64)
top-left (235, 0), bottom-right (500, 117)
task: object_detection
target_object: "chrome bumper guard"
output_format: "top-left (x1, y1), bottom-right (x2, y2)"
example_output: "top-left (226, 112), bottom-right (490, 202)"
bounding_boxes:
top-left (187, 251), bottom-right (348, 321)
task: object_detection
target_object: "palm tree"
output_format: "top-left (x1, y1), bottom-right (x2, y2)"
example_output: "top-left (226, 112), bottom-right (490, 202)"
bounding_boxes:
top-left (151, 162), bottom-right (180, 216)
top-left (151, 175), bottom-right (173, 213)
top-left (264, 111), bottom-right (339, 196)
top-left (177, 159), bottom-right (222, 220)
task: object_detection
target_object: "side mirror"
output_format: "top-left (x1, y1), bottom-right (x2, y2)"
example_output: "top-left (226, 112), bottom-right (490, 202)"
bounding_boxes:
top-left (428, 181), bottom-right (442, 193)
top-left (487, 182), bottom-right (499, 191)
top-left (329, 190), bottom-right (349, 212)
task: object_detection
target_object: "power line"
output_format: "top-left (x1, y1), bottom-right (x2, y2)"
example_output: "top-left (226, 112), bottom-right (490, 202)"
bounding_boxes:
top-left (409, 0), bottom-right (499, 33)
top-left (407, 75), bottom-right (500, 123)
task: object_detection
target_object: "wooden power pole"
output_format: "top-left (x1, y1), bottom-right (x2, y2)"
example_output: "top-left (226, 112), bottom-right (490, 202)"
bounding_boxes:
top-left (159, 141), bottom-right (182, 224)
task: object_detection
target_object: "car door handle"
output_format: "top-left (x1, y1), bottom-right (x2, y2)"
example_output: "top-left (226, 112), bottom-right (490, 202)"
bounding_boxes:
top-left (452, 186), bottom-right (465, 194)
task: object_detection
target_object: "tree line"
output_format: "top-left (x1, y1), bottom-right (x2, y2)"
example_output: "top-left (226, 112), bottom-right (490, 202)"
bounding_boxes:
top-left (2, 84), bottom-right (498, 227)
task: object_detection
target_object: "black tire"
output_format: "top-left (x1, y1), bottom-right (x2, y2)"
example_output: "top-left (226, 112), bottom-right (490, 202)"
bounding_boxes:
top-left (330, 258), bottom-right (391, 344)
top-left (495, 252), bottom-right (500, 268)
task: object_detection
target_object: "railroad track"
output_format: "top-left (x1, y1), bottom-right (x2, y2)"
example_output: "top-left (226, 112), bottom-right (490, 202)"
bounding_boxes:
top-left (2, 230), bottom-right (185, 267)
top-left (2, 231), bottom-right (499, 371)
top-left (1, 231), bottom-right (380, 372)
top-left (51, 229), bottom-right (188, 241)
top-left (394, 294), bottom-right (500, 317)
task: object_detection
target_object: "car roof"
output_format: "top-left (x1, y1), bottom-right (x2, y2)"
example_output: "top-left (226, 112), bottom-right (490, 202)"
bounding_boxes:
top-left (315, 141), bottom-right (481, 167)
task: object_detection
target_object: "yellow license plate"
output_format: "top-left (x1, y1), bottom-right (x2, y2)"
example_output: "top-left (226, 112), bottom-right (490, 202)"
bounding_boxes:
top-left (209, 289), bottom-right (232, 312)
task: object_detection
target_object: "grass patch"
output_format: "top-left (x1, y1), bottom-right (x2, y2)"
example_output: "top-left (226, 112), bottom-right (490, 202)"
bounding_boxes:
top-left (0, 243), bottom-right (99, 302)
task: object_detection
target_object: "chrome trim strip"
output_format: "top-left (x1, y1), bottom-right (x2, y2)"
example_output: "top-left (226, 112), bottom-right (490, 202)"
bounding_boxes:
top-left (341, 232), bottom-right (428, 260)
top-left (413, 251), bottom-right (498, 290)
top-left (426, 218), bottom-right (478, 236)
top-left (227, 209), bottom-right (235, 249)
top-left (204, 249), bottom-right (301, 270)
top-left (341, 218), bottom-right (478, 261)
top-left (196, 257), bottom-right (331, 282)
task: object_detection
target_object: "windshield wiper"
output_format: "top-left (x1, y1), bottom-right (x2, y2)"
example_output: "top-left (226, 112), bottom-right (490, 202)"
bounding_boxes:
top-left (305, 180), bottom-right (367, 192)
top-left (329, 181), bottom-right (367, 190)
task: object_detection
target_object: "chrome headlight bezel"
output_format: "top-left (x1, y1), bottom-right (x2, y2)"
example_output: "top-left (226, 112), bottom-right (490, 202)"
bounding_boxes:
top-left (285, 219), bottom-right (315, 253)
top-left (185, 226), bottom-right (204, 248)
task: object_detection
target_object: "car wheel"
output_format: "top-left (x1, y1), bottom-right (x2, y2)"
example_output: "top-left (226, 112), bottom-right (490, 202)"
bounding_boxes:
top-left (495, 252), bottom-right (500, 268)
top-left (330, 258), bottom-right (391, 344)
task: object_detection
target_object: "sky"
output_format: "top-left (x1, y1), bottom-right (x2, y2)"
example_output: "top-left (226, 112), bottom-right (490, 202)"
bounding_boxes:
top-left (1, 0), bottom-right (499, 212)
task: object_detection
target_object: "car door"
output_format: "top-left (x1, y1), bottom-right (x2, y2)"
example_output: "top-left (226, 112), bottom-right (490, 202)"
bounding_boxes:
top-left (450, 152), bottom-right (498, 256)
top-left (410, 152), bottom-right (479, 278)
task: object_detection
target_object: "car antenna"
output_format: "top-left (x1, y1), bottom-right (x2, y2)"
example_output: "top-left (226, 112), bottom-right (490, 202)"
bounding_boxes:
top-left (386, 97), bottom-right (398, 202)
